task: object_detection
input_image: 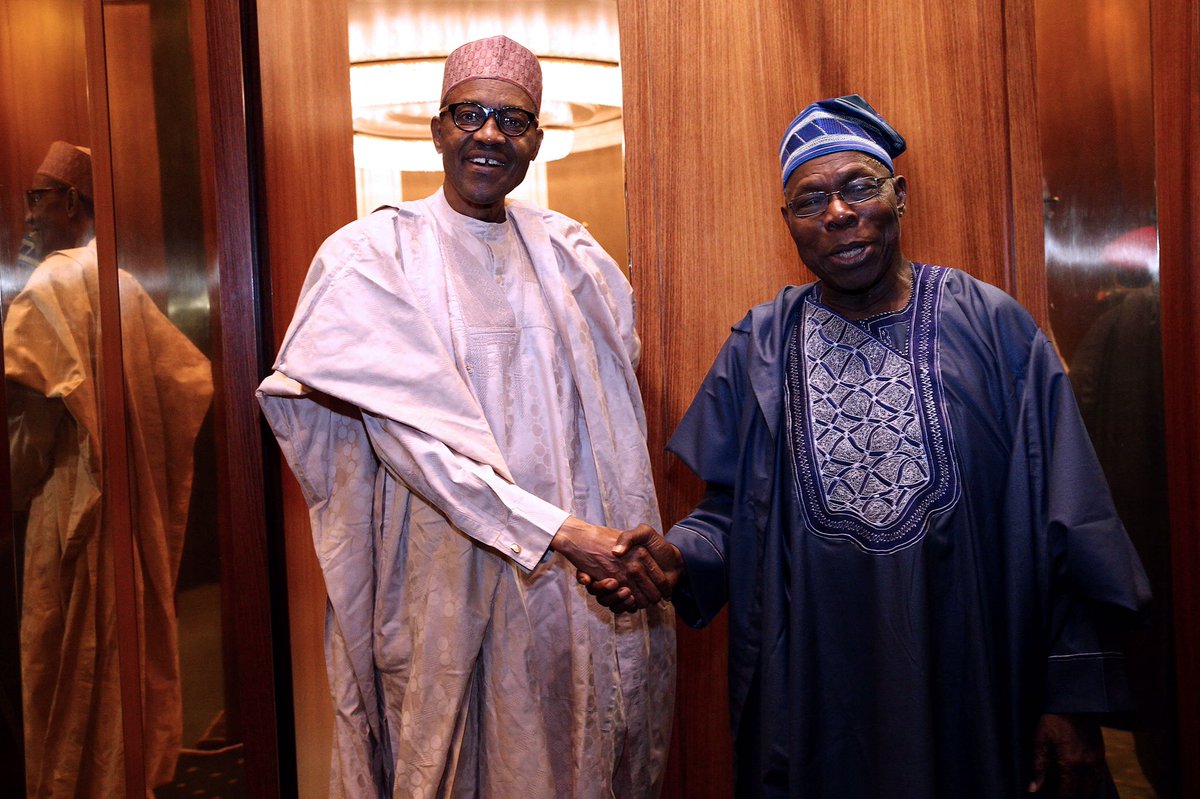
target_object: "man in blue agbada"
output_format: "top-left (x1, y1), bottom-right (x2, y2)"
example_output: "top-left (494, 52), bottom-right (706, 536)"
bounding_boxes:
top-left (582, 96), bottom-right (1152, 797)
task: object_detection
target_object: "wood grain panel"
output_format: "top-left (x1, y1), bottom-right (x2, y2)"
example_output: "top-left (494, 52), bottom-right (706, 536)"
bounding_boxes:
top-left (102, 2), bottom-right (167, 304)
top-left (620, 1), bottom-right (1041, 795)
top-left (84, 1), bottom-right (144, 794)
top-left (254, 2), bottom-right (357, 796)
top-left (1003, 0), bottom-right (1051, 331)
top-left (194, 0), bottom-right (287, 793)
top-left (1152, 0), bottom-right (1200, 793)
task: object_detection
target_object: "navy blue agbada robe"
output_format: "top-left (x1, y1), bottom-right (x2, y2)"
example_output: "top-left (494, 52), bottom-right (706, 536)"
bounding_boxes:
top-left (666, 264), bottom-right (1151, 798)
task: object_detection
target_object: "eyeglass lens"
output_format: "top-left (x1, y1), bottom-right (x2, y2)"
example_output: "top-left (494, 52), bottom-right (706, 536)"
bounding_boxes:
top-left (25, 187), bottom-right (64, 209)
top-left (450, 103), bottom-right (535, 137)
top-left (788, 177), bottom-right (890, 218)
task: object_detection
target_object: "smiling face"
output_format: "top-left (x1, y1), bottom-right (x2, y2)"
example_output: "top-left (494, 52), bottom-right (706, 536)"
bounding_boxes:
top-left (431, 78), bottom-right (544, 223)
top-left (780, 151), bottom-right (910, 318)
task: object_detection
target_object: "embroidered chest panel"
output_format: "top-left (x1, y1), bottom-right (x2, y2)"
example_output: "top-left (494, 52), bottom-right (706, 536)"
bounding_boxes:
top-left (785, 265), bottom-right (960, 553)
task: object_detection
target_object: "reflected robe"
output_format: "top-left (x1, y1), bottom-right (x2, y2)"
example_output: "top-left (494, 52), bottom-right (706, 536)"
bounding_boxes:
top-left (5, 241), bottom-right (214, 797)
top-left (258, 190), bottom-right (674, 799)
top-left (667, 263), bottom-right (1151, 798)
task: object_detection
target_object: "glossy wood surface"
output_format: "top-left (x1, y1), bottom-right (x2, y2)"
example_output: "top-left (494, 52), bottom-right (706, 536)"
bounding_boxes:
top-left (254, 1), bottom-right (357, 795)
top-left (85, 1), bottom-right (144, 793)
top-left (196, 0), bottom-right (287, 793)
top-left (1153, 0), bottom-right (1200, 793)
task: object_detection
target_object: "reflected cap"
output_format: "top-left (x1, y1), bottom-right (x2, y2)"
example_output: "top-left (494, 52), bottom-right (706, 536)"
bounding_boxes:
top-left (35, 141), bottom-right (93, 200)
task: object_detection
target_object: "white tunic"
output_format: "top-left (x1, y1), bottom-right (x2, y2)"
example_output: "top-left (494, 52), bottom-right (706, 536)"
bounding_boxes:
top-left (258, 190), bottom-right (675, 798)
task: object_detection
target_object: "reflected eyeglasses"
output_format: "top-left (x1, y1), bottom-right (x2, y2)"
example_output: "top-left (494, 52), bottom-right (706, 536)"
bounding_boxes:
top-left (440, 102), bottom-right (538, 137)
top-left (785, 176), bottom-right (895, 218)
top-left (24, 187), bottom-right (67, 210)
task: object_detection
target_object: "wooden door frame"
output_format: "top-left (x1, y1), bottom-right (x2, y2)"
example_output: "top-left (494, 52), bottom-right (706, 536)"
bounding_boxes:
top-left (1152, 0), bottom-right (1200, 793)
top-left (190, 0), bottom-right (290, 795)
top-left (81, 0), bottom-right (289, 795)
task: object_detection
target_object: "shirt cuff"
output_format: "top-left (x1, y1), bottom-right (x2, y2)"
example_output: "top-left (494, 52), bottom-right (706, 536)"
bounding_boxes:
top-left (1043, 651), bottom-right (1134, 715)
top-left (485, 476), bottom-right (568, 571)
top-left (665, 521), bottom-right (727, 628)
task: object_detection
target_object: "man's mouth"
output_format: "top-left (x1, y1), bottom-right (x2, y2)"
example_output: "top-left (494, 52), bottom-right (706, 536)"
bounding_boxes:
top-left (467, 156), bottom-right (505, 167)
top-left (830, 243), bottom-right (869, 262)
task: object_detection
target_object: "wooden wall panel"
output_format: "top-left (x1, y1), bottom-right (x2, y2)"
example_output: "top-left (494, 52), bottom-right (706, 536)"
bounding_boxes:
top-left (192, 0), bottom-right (287, 792)
top-left (102, 2), bottom-right (167, 301)
top-left (619, 1), bottom-right (1042, 795)
top-left (1152, 0), bottom-right (1200, 793)
top-left (83, 0), bottom-right (143, 793)
top-left (254, 1), bottom-right (357, 797)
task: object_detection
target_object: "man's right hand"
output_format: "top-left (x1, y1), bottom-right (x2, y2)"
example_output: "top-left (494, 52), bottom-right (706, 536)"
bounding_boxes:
top-left (551, 518), bottom-right (672, 608)
top-left (575, 526), bottom-right (685, 614)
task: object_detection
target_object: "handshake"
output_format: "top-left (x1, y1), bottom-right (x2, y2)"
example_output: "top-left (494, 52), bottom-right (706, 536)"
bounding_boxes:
top-left (551, 518), bottom-right (685, 613)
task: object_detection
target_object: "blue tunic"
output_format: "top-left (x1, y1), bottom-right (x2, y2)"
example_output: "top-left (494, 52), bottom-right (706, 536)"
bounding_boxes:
top-left (666, 264), bottom-right (1151, 798)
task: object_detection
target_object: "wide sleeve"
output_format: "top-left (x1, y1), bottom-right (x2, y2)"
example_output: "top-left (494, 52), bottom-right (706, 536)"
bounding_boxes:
top-left (1016, 333), bottom-right (1152, 714)
top-left (272, 212), bottom-right (510, 475)
top-left (666, 486), bottom-right (735, 628)
top-left (261, 212), bottom-right (570, 570)
top-left (665, 326), bottom-right (753, 627)
top-left (254, 377), bottom-right (388, 784)
top-left (542, 210), bottom-right (641, 367)
top-left (360, 413), bottom-right (567, 570)
top-left (5, 383), bottom-right (66, 511)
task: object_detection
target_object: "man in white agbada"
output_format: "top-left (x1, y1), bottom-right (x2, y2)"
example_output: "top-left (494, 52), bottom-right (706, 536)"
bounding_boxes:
top-left (257, 35), bottom-right (676, 798)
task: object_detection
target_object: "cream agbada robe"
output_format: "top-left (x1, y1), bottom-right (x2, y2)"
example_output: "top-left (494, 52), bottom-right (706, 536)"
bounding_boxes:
top-left (258, 189), bottom-right (675, 798)
top-left (5, 241), bottom-right (213, 797)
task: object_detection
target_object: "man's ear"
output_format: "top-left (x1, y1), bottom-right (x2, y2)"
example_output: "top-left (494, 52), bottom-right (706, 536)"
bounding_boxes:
top-left (430, 115), bottom-right (444, 154)
top-left (63, 187), bottom-right (81, 217)
top-left (892, 174), bottom-right (908, 217)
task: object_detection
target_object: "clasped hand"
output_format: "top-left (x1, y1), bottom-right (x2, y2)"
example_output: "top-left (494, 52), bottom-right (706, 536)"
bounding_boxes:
top-left (550, 517), bottom-right (683, 613)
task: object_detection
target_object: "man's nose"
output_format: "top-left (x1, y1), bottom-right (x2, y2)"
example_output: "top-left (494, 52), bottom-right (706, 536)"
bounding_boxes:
top-left (472, 116), bottom-right (506, 144)
top-left (823, 194), bottom-right (858, 227)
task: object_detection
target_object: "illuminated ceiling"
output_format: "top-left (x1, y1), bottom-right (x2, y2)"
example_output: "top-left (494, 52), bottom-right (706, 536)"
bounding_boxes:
top-left (347, 0), bottom-right (623, 171)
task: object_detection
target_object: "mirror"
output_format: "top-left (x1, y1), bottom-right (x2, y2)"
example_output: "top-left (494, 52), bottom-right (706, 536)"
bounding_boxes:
top-left (0, 0), bottom-right (242, 795)
top-left (1035, 0), bottom-right (1179, 795)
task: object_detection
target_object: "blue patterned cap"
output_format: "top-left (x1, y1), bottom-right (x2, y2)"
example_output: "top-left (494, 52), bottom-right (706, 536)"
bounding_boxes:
top-left (779, 95), bottom-right (906, 188)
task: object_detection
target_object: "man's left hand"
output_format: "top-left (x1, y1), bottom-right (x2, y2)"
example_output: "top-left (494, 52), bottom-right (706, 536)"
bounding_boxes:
top-left (1027, 713), bottom-right (1106, 797)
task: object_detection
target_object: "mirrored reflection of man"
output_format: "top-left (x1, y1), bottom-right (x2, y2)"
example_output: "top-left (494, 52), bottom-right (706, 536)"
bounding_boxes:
top-left (257, 35), bottom-right (675, 799)
top-left (1069, 226), bottom-right (1179, 797)
top-left (4, 141), bottom-right (214, 797)
top-left (587, 97), bottom-right (1152, 798)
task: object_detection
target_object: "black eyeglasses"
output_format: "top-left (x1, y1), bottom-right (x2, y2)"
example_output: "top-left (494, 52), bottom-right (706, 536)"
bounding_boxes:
top-left (440, 102), bottom-right (538, 137)
top-left (24, 186), bottom-right (67, 210)
top-left (785, 176), bottom-right (895, 218)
